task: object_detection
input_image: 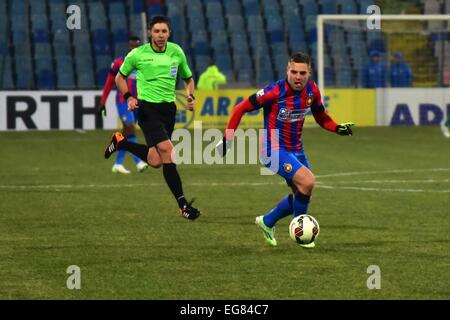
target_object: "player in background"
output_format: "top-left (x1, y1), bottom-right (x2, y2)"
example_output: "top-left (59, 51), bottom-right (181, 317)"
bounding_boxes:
top-left (217, 52), bottom-right (354, 247)
top-left (103, 16), bottom-right (200, 220)
top-left (97, 36), bottom-right (149, 174)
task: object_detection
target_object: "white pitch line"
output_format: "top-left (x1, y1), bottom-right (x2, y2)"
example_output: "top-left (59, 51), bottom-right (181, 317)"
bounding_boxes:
top-left (327, 179), bottom-right (450, 184)
top-left (316, 168), bottom-right (450, 178)
top-left (316, 185), bottom-right (450, 193)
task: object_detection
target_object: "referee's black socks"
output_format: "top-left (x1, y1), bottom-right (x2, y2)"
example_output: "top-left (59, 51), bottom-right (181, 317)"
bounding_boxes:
top-left (163, 163), bottom-right (188, 208)
top-left (117, 140), bottom-right (149, 163)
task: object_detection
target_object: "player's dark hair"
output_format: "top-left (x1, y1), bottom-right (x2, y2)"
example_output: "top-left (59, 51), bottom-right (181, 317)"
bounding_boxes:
top-left (129, 35), bottom-right (141, 42)
top-left (289, 52), bottom-right (311, 66)
top-left (148, 15), bottom-right (171, 30)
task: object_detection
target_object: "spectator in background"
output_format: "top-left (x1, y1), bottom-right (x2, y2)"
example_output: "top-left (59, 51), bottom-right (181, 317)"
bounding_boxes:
top-left (197, 61), bottom-right (227, 90)
top-left (361, 50), bottom-right (386, 88)
top-left (390, 51), bottom-right (413, 87)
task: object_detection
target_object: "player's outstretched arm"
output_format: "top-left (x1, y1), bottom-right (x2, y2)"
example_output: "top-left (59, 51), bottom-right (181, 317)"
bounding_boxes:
top-left (216, 98), bottom-right (256, 157)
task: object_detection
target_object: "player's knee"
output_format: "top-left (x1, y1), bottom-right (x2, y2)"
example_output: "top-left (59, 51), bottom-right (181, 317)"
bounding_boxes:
top-left (122, 124), bottom-right (136, 137)
top-left (156, 142), bottom-right (173, 157)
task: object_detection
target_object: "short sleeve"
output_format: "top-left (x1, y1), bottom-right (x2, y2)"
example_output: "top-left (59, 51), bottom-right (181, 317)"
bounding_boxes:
top-left (119, 49), bottom-right (137, 77)
top-left (178, 48), bottom-right (192, 80)
top-left (248, 85), bottom-right (277, 109)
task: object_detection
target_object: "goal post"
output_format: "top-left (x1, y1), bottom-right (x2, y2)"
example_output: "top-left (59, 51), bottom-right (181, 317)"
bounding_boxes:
top-left (316, 14), bottom-right (450, 94)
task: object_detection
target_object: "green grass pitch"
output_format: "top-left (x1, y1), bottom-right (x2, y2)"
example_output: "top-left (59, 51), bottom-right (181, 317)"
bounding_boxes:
top-left (0, 126), bottom-right (449, 299)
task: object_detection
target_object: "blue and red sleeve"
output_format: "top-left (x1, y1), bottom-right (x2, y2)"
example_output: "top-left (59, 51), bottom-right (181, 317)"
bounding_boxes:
top-left (309, 81), bottom-right (338, 133)
top-left (224, 85), bottom-right (278, 140)
top-left (100, 58), bottom-right (123, 105)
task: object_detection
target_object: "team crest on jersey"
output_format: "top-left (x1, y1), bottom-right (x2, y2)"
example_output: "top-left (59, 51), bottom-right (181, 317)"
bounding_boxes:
top-left (283, 163), bottom-right (293, 173)
top-left (306, 94), bottom-right (314, 106)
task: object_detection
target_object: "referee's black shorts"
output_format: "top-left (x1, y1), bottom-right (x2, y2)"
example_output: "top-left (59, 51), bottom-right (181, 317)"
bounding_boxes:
top-left (137, 100), bottom-right (177, 147)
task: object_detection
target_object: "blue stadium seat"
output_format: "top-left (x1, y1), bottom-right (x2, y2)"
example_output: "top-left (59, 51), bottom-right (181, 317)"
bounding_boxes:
top-left (31, 14), bottom-right (49, 31)
top-left (247, 15), bottom-right (264, 32)
top-left (257, 68), bottom-right (274, 86)
top-left (233, 54), bottom-right (252, 70)
top-left (1, 56), bottom-right (15, 89)
top-left (302, 0), bottom-right (319, 16)
top-left (188, 15), bottom-right (207, 32)
top-left (36, 70), bottom-right (55, 90)
top-left (147, 3), bottom-right (165, 17)
top-left (96, 54), bottom-right (113, 87)
top-left (237, 69), bottom-right (253, 83)
top-left (227, 15), bottom-right (245, 32)
top-left (56, 55), bottom-right (76, 89)
top-left (269, 30), bottom-right (284, 43)
top-left (110, 15), bottom-right (128, 32)
top-left (208, 15), bottom-right (226, 30)
top-left (243, 1), bottom-right (260, 16)
top-left (205, 2), bottom-right (223, 18)
top-left (319, 0), bottom-right (338, 14)
top-left (266, 15), bottom-right (283, 32)
top-left (15, 58), bottom-right (34, 89)
top-left (195, 54), bottom-right (211, 74)
top-left (214, 52), bottom-right (233, 72)
top-left (193, 42), bottom-right (210, 55)
top-left (93, 29), bottom-right (111, 55)
top-left (114, 42), bottom-right (128, 57)
top-left (335, 68), bottom-right (353, 87)
top-left (113, 29), bottom-right (129, 43)
top-left (324, 67), bottom-right (335, 86)
top-left (338, 0), bottom-right (357, 14)
top-left (109, 1), bottom-right (126, 15)
top-left (32, 29), bottom-right (50, 43)
top-left (223, 0), bottom-right (242, 15)
top-left (34, 43), bottom-right (52, 58)
top-left (131, 0), bottom-right (145, 14)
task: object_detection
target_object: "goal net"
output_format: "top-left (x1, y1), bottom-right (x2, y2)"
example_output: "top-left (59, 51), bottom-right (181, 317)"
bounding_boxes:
top-left (317, 14), bottom-right (450, 91)
top-left (316, 14), bottom-right (450, 134)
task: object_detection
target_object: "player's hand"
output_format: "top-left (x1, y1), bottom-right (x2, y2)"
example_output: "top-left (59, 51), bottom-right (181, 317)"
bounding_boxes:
top-left (336, 122), bottom-right (355, 136)
top-left (97, 104), bottom-right (107, 117)
top-left (127, 96), bottom-right (139, 111)
top-left (186, 94), bottom-right (195, 111)
top-left (216, 138), bottom-right (232, 157)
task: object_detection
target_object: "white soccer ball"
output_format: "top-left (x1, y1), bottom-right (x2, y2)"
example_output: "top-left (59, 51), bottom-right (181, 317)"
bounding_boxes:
top-left (289, 215), bottom-right (320, 245)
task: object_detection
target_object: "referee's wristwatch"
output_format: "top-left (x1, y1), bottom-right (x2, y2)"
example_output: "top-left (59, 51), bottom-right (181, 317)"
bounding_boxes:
top-left (187, 94), bottom-right (195, 101)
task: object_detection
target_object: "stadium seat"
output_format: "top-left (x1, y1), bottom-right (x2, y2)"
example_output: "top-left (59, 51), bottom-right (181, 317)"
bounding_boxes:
top-left (223, 0), bottom-right (242, 15)
top-left (319, 0), bottom-right (338, 14)
top-left (37, 70), bottom-right (55, 90)
top-left (147, 3), bottom-right (165, 17)
top-left (32, 29), bottom-right (50, 43)
top-left (1, 55), bottom-right (15, 89)
top-left (335, 68), bottom-right (353, 87)
top-left (302, 0), bottom-right (319, 16)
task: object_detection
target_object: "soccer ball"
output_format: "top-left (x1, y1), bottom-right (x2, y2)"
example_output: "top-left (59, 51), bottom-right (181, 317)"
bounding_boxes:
top-left (289, 215), bottom-right (320, 245)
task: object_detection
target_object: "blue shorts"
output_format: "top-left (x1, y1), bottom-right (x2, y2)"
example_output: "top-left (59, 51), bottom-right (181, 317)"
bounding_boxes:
top-left (262, 149), bottom-right (311, 183)
top-left (117, 102), bottom-right (137, 126)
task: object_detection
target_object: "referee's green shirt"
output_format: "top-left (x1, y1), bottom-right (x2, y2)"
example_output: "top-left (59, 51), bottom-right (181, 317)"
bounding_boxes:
top-left (119, 42), bottom-right (192, 103)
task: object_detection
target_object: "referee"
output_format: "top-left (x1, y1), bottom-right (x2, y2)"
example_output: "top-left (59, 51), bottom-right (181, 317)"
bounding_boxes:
top-left (104, 16), bottom-right (200, 220)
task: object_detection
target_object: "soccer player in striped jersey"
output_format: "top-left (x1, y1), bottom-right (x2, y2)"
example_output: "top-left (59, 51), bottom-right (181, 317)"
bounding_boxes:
top-left (97, 36), bottom-right (148, 174)
top-left (217, 52), bottom-right (354, 247)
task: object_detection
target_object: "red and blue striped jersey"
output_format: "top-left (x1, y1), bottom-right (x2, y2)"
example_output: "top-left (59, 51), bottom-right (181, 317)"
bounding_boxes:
top-left (100, 56), bottom-right (138, 105)
top-left (225, 79), bottom-right (338, 153)
top-left (250, 79), bottom-right (323, 152)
